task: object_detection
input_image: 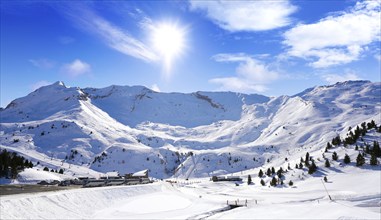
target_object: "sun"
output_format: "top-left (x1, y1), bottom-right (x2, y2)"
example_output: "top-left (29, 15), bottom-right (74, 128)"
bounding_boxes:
top-left (151, 22), bottom-right (186, 74)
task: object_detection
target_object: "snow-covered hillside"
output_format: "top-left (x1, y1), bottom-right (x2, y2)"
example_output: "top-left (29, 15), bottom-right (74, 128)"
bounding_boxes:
top-left (0, 80), bottom-right (380, 179)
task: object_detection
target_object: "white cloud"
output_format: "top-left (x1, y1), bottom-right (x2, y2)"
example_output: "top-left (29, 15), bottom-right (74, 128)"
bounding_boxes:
top-left (209, 53), bottom-right (279, 93)
top-left (61, 59), bottom-right (91, 77)
top-left (209, 77), bottom-right (268, 93)
top-left (322, 72), bottom-right (361, 84)
top-left (30, 80), bottom-right (52, 91)
top-left (150, 84), bottom-right (161, 92)
top-left (283, 1), bottom-right (381, 68)
top-left (62, 5), bottom-right (158, 62)
top-left (29, 58), bottom-right (55, 69)
top-left (189, 0), bottom-right (297, 32)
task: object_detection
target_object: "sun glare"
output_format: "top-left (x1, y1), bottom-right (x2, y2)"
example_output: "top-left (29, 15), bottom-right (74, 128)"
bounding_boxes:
top-left (151, 22), bottom-right (186, 75)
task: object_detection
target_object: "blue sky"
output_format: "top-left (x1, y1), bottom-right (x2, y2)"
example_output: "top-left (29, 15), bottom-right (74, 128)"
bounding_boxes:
top-left (1, 0), bottom-right (380, 107)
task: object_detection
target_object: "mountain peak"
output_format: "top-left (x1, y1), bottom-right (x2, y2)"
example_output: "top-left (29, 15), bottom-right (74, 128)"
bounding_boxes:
top-left (52, 81), bottom-right (67, 88)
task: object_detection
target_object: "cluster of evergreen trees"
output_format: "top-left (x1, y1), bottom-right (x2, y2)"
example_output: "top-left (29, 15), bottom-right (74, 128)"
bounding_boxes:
top-left (295, 152), bottom-right (318, 174)
top-left (0, 149), bottom-right (33, 178)
top-left (326, 120), bottom-right (380, 166)
top-left (257, 166), bottom-right (286, 187)
top-left (43, 166), bottom-right (64, 174)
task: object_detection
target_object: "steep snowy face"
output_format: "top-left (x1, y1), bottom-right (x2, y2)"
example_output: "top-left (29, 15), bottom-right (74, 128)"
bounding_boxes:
top-left (84, 86), bottom-right (270, 127)
top-left (295, 81), bottom-right (381, 123)
top-left (1, 81), bottom-right (88, 123)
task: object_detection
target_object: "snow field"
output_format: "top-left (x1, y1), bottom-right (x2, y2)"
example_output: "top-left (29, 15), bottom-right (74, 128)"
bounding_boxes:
top-left (1, 168), bottom-right (380, 219)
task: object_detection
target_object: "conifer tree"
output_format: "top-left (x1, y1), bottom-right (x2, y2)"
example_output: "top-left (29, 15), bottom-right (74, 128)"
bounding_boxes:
top-left (356, 153), bottom-right (365, 166)
top-left (308, 161), bottom-right (317, 174)
top-left (373, 141), bottom-right (380, 157)
top-left (289, 180), bottom-right (293, 186)
top-left (270, 177), bottom-right (277, 186)
top-left (332, 151), bottom-right (338, 161)
top-left (271, 167), bottom-right (275, 175)
top-left (266, 168), bottom-right (271, 176)
top-left (326, 142), bottom-right (332, 149)
top-left (344, 154), bottom-right (351, 164)
top-left (370, 153), bottom-right (378, 166)
top-left (258, 169), bottom-right (264, 178)
top-left (325, 159), bottom-right (330, 167)
top-left (299, 162), bottom-right (303, 169)
top-left (260, 179), bottom-right (266, 186)
top-left (247, 175), bottom-right (252, 185)
top-left (305, 152), bottom-right (310, 163)
top-left (324, 176), bottom-right (328, 182)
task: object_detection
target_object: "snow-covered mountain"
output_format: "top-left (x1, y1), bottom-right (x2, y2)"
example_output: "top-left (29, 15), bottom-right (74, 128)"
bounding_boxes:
top-left (0, 80), bottom-right (380, 179)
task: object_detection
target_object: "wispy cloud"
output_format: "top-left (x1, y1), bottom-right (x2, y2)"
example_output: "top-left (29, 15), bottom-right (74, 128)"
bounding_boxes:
top-left (60, 4), bottom-right (158, 62)
top-left (29, 58), bottom-right (56, 69)
top-left (283, 1), bottom-right (380, 68)
top-left (209, 53), bottom-right (279, 93)
top-left (61, 59), bottom-right (91, 77)
top-left (30, 80), bottom-right (52, 91)
top-left (189, 0), bottom-right (297, 32)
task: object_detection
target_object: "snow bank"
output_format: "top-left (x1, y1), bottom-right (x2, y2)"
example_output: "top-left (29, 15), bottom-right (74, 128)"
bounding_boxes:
top-left (0, 183), bottom-right (163, 219)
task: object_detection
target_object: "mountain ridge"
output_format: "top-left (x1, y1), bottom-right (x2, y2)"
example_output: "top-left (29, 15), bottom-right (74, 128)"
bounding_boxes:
top-left (0, 80), bottom-right (380, 179)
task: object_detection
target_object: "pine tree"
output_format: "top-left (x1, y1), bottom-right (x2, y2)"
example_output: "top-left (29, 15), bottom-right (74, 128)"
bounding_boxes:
top-left (266, 168), bottom-right (271, 176)
top-left (258, 169), bottom-right (264, 178)
top-left (326, 142), bottom-right (332, 149)
top-left (332, 135), bottom-right (341, 146)
top-left (43, 167), bottom-right (49, 171)
top-left (295, 164), bottom-right (299, 169)
top-left (325, 159), bottom-right (330, 168)
top-left (308, 161), bottom-right (317, 174)
top-left (247, 175), bottom-right (252, 185)
top-left (332, 151), bottom-right (338, 161)
top-left (299, 162), bottom-right (303, 169)
top-left (324, 176), bottom-right (328, 182)
top-left (305, 152), bottom-right (310, 163)
top-left (356, 153), bottom-right (365, 166)
top-left (270, 177), bottom-right (277, 186)
top-left (370, 153), bottom-right (378, 166)
top-left (344, 154), bottom-right (351, 164)
top-left (289, 180), bottom-right (293, 186)
top-left (260, 179), bottom-right (266, 186)
top-left (271, 167), bottom-right (275, 175)
top-left (277, 168), bottom-right (283, 178)
top-left (58, 168), bottom-right (64, 174)
top-left (373, 141), bottom-right (381, 157)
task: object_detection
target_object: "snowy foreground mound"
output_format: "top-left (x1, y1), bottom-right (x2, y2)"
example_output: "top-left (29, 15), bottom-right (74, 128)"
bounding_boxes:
top-left (1, 168), bottom-right (380, 219)
top-left (0, 80), bottom-right (380, 179)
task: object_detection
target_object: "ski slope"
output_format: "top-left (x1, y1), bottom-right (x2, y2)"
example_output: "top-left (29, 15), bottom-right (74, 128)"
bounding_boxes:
top-left (1, 167), bottom-right (380, 219)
